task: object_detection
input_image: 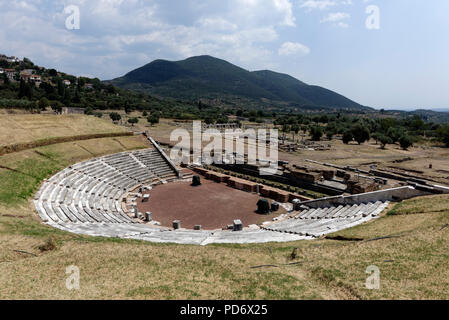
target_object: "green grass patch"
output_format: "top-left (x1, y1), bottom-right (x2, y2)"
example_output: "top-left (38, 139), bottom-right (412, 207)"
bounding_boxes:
top-left (0, 153), bottom-right (63, 206)
top-left (388, 195), bottom-right (449, 216)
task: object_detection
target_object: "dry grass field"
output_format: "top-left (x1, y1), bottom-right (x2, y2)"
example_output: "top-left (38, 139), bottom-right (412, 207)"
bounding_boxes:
top-left (0, 113), bottom-right (448, 300)
top-left (1, 195), bottom-right (448, 299)
top-left (0, 113), bottom-right (128, 147)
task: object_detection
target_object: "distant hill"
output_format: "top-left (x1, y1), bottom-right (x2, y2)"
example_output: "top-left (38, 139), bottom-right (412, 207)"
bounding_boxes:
top-left (410, 109), bottom-right (449, 124)
top-left (108, 55), bottom-right (370, 111)
top-left (429, 108), bottom-right (449, 113)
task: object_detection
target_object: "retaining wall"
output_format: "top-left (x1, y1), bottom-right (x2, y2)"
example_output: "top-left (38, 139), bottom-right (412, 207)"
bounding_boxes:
top-left (146, 132), bottom-right (182, 178)
top-left (300, 186), bottom-right (434, 208)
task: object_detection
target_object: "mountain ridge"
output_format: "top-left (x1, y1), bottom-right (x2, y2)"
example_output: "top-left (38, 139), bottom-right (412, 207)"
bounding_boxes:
top-left (108, 55), bottom-right (371, 111)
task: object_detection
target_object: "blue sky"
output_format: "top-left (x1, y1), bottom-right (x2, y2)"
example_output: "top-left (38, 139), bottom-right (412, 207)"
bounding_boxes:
top-left (1, 0), bottom-right (448, 110)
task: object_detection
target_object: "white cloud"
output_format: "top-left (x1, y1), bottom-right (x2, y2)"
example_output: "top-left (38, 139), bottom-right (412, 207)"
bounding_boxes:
top-left (0, 0), bottom-right (300, 78)
top-left (299, 0), bottom-right (353, 15)
top-left (300, 0), bottom-right (337, 11)
top-left (320, 12), bottom-right (350, 23)
top-left (336, 22), bottom-right (349, 28)
top-left (273, 0), bottom-right (296, 26)
top-left (196, 17), bottom-right (238, 32)
top-left (278, 42), bottom-right (310, 56)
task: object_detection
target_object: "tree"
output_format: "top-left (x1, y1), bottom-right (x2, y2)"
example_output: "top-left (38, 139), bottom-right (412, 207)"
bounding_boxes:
top-left (351, 124), bottom-right (370, 145)
top-left (109, 112), bottom-right (121, 122)
top-left (291, 124), bottom-right (300, 142)
top-left (77, 77), bottom-right (86, 87)
top-left (319, 114), bottom-right (329, 124)
top-left (342, 130), bottom-right (353, 144)
top-left (204, 117), bottom-right (214, 125)
top-left (23, 57), bottom-right (34, 68)
top-left (18, 79), bottom-right (26, 98)
top-left (63, 89), bottom-right (71, 106)
top-left (411, 115), bottom-right (425, 131)
top-left (325, 123), bottom-right (337, 140)
top-left (84, 107), bottom-right (94, 115)
top-left (124, 101), bottom-right (133, 114)
top-left (399, 135), bottom-right (413, 150)
top-left (106, 84), bottom-right (116, 94)
top-left (371, 132), bottom-right (381, 145)
top-left (291, 124), bottom-right (300, 134)
top-left (73, 89), bottom-right (81, 103)
top-left (309, 126), bottom-right (323, 141)
top-left (48, 69), bottom-right (58, 77)
top-left (51, 101), bottom-right (64, 114)
top-left (17, 78), bottom-right (33, 100)
top-left (57, 79), bottom-right (65, 97)
top-left (437, 125), bottom-right (449, 147)
top-left (38, 97), bottom-right (50, 110)
top-left (326, 129), bottom-right (335, 141)
top-left (281, 124), bottom-right (290, 142)
top-left (2, 72), bottom-right (9, 85)
top-left (387, 127), bottom-right (403, 144)
top-left (147, 115), bottom-right (160, 126)
top-left (378, 134), bottom-right (393, 149)
top-left (128, 117), bottom-right (139, 126)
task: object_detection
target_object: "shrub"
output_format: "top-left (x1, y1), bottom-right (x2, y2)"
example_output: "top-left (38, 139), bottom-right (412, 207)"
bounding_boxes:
top-left (109, 112), bottom-right (121, 122)
top-left (0, 98), bottom-right (35, 109)
top-left (84, 107), bottom-right (94, 115)
top-left (147, 115), bottom-right (160, 126)
top-left (39, 238), bottom-right (57, 252)
top-left (128, 117), bottom-right (139, 126)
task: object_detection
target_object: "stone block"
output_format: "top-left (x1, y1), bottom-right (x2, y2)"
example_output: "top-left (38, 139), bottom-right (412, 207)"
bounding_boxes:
top-left (292, 199), bottom-right (302, 211)
top-left (276, 190), bottom-right (290, 203)
top-left (193, 167), bottom-right (209, 176)
top-left (289, 193), bottom-right (312, 202)
top-left (173, 220), bottom-right (181, 230)
top-left (233, 219), bottom-right (243, 231)
top-left (142, 194), bottom-right (150, 202)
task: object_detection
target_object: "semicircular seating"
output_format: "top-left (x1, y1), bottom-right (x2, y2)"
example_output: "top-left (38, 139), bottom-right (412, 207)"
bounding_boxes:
top-left (262, 201), bottom-right (390, 237)
top-left (34, 148), bottom-right (177, 227)
top-left (34, 147), bottom-right (390, 245)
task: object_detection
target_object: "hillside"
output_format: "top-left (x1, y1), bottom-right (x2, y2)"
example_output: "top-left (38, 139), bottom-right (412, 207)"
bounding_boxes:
top-left (0, 54), bottom-right (193, 114)
top-left (108, 55), bottom-right (370, 111)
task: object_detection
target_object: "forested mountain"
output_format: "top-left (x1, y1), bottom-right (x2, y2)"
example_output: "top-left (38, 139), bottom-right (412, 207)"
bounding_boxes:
top-left (109, 55), bottom-right (370, 111)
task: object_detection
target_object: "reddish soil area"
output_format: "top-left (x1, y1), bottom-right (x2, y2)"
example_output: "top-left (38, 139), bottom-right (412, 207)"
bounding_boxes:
top-left (137, 179), bottom-right (285, 230)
